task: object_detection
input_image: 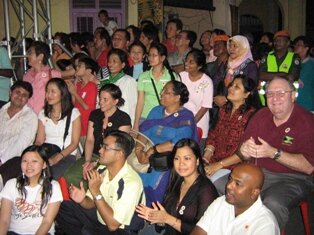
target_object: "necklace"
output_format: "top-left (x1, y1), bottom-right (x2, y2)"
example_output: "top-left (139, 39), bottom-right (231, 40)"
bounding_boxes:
top-left (51, 112), bottom-right (61, 120)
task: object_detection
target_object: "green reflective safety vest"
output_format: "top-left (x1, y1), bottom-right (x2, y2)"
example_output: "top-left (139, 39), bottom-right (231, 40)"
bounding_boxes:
top-left (259, 51), bottom-right (298, 106)
top-left (267, 51), bottom-right (294, 73)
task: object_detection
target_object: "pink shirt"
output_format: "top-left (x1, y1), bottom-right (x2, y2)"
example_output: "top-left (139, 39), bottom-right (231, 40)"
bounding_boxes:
top-left (23, 66), bottom-right (61, 114)
top-left (181, 71), bottom-right (213, 138)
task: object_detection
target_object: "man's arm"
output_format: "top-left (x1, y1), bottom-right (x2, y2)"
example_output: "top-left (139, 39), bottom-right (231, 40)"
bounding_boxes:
top-left (239, 137), bottom-right (314, 175)
top-left (87, 170), bottom-right (121, 231)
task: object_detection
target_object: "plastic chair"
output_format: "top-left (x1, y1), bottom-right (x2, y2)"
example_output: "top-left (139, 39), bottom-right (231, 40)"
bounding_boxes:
top-left (197, 127), bottom-right (203, 142)
top-left (281, 200), bottom-right (311, 235)
top-left (58, 176), bottom-right (70, 201)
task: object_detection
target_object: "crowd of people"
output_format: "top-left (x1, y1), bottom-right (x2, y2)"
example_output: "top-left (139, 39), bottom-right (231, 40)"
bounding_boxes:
top-left (0, 9), bottom-right (314, 235)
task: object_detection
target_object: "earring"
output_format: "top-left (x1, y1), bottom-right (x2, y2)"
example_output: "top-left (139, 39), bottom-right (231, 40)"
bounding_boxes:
top-left (22, 172), bottom-right (25, 179)
top-left (43, 171), bottom-right (46, 178)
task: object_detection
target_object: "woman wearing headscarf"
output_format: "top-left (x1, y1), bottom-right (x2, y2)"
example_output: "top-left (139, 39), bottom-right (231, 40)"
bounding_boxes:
top-left (225, 35), bottom-right (258, 88)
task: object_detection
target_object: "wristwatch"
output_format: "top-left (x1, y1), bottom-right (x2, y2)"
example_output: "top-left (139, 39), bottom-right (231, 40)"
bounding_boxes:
top-left (94, 194), bottom-right (104, 201)
top-left (273, 149), bottom-right (281, 160)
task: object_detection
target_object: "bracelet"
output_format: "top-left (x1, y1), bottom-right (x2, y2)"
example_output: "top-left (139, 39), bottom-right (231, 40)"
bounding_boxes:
top-left (59, 152), bottom-right (65, 158)
top-left (204, 146), bottom-right (214, 153)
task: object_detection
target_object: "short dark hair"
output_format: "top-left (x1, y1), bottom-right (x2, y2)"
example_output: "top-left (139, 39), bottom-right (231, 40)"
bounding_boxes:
top-left (30, 41), bottom-right (50, 65)
top-left (99, 83), bottom-right (125, 107)
top-left (186, 48), bottom-right (206, 72)
top-left (182, 30), bottom-right (197, 48)
top-left (56, 59), bottom-right (72, 71)
top-left (94, 27), bottom-right (111, 47)
top-left (142, 25), bottom-right (160, 43)
top-left (293, 35), bottom-right (312, 56)
top-left (98, 9), bottom-right (108, 17)
top-left (10, 81), bottom-right (33, 98)
top-left (78, 57), bottom-right (100, 75)
top-left (126, 25), bottom-right (142, 42)
top-left (167, 18), bottom-right (183, 31)
top-left (106, 130), bottom-right (135, 157)
top-left (169, 80), bottom-right (189, 106)
top-left (113, 29), bottom-right (131, 42)
top-left (108, 48), bottom-right (129, 68)
top-left (129, 40), bottom-right (147, 55)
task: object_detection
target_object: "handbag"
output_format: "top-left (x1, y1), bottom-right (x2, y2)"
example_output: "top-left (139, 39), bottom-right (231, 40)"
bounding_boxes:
top-left (42, 109), bottom-right (72, 158)
top-left (148, 151), bottom-right (172, 172)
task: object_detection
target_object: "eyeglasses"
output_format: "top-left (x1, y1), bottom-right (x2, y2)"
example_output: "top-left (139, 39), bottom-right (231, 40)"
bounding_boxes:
top-left (100, 144), bottom-right (121, 152)
top-left (161, 89), bottom-right (175, 96)
top-left (265, 90), bottom-right (293, 98)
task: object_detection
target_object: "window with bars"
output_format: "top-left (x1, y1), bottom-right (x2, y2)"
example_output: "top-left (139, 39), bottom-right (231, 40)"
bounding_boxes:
top-left (70, 0), bottom-right (125, 33)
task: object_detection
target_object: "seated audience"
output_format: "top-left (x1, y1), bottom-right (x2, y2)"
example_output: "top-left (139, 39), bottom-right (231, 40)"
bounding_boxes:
top-left (57, 130), bottom-right (145, 234)
top-left (101, 48), bottom-right (137, 123)
top-left (136, 138), bottom-right (218, 235)
top-left (293, 35), bottom-right (314, 112)
top-left (35, 78), bottom-right (81, 179)
top-left (126, 25), bottom-right (141, 45)
top-left (126, 40), bottom-right (149, 80)
top-left (140, 25), bottom-right (160, 53)
top-left (215, 76), bottom-right (314, 230)
top-left (180, 48), bottom-right (213, 150)
top-left (52, 32), bottom-right (71, 68)
top-left (98, 9), bottom-right (118, 36)
top-left (199, 30), bottom-right (214, 63)
top-left (67, 57), bottom-right (99, 145)
top-left (69, 32), bottom-right (89, 56)
top-left (203, 75), bottom-right (260, 182)
top-left (168, 30), bottom-right (197, 73)
top-left (133, 80), bottom-right (198, 208)
top-left (0, 145), bottom-right (63, 235)
top-left (0, 81), bottom-right (37, 190)
top-left (162, 18), bottom-right (183, 54)
top-left (191, 164), bottom-right (279, 235)
top-left (93, 27), bottom-right (111, 68)
top-left (23, 41), bottom-right (61, 114)
top-left (134, 42), bottom-right (177, 130)
top-left (64, 84), bottom-right (131, 188)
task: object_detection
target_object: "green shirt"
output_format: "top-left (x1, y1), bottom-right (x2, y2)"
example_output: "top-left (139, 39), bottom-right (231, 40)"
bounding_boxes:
top-left (137, 68), bottom-right (176, 118)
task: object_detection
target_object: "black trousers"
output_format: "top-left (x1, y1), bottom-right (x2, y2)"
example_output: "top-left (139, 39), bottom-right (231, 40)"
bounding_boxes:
top-left (56, 200), bottom-right (137, 235)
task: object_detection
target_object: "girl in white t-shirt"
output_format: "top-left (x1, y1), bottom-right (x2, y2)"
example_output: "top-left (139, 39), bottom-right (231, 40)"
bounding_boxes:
top-left (0, 144), bottom-right (63, 235)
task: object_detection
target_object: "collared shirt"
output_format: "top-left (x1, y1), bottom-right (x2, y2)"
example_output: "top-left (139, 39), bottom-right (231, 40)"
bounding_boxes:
top-left (168, 49), bottom-right (190, 67)
top-left (23, 66), bottom-right (61, 114)
top-left (0, 102), bottom-right (38, 163)
top-left (86, 162), bottom-right (145, 228)
top-left (197, 195), bottom-right (279, 235)
top-left (241, 105), bottom-right (314, 174)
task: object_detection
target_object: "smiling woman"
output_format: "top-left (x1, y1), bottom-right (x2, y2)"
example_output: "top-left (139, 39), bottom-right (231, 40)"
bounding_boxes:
top-left (136, 139), bottom-right (218, 235)
top-left (0, 144), bottom-right (63, 235)
top-left (35, 78), bottom-right (81, 180)
top-left (203, 74), bottom-right (261, 183)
